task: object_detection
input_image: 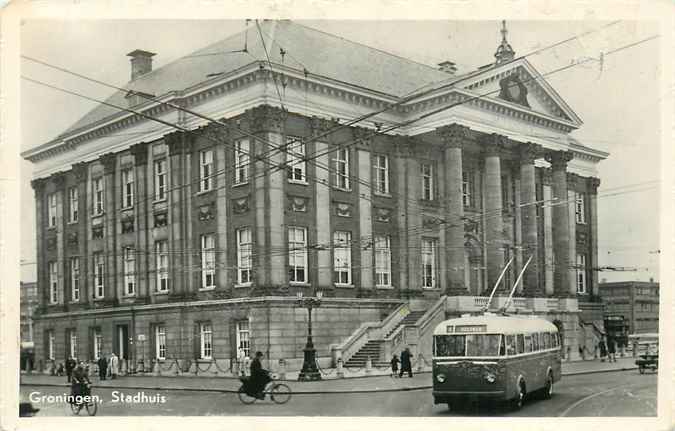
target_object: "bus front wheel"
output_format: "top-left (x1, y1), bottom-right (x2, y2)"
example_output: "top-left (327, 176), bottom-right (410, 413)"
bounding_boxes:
top-left (543, 372), bottom-right (554, 399)
top-left (512, 381), bottom-right (526, 410)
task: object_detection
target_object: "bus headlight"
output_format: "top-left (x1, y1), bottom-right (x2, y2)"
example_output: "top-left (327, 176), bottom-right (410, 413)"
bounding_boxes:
top-left (436, 374), bottom-right (446, 383)
top-left (484, 372), bottom-right (496, 383)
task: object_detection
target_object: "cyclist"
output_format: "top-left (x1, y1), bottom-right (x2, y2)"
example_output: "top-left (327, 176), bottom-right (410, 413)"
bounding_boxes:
top-left (70, 361), bottom-right (91, 404)
top-left (249, 351), bottom-right (271, 399)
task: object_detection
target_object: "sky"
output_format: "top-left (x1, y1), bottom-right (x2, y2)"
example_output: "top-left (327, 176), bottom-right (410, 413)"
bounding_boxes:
top-left (19, 19), bottom-right (663, 283)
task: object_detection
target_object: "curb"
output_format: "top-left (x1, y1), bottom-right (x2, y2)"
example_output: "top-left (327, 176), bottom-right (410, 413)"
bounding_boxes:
top-left (21, 366), bottom-right (639, 394)
top-left (19, 381), bottom-right (432, 395)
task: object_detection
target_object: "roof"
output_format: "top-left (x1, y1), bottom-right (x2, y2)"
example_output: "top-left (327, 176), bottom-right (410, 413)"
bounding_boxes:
top-left (58, 20), bottom-right (458, 139)
top-left (433, 314), bottom-right (558, 335)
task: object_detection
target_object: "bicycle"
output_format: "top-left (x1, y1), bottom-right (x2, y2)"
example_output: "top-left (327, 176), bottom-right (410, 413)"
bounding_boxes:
top-left (237, 375), bottom-right (292, 404)
top-left (69, 383), bottom-right (98, 416)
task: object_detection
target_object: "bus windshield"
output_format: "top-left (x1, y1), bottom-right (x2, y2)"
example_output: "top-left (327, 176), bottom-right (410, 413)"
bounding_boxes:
top-left (434, 334), bottom-right (502, 357)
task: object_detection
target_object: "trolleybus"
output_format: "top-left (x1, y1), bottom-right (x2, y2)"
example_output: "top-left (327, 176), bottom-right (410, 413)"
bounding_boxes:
top-left (432, 313), bottom-right (562, 410)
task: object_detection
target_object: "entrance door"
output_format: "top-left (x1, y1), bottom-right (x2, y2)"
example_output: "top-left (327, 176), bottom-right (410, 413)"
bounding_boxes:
top-left (115, 324), bottom-right (129, 360)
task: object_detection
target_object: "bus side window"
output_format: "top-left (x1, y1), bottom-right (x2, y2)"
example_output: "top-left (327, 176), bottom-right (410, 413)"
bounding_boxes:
top-left (533, 333), bottom-right (540, 351)
top-left (499, 335), bottom-right (506, 356)
top-left (506, 335), bottom-right (516, 356)
top-left (524, 335), bottom-right (533, 353)
top-left (543, 332), bottom-right (551, 349)
top-left (552, 332), bottom-right (558, 347)
top-left (516, 334), bottom-right (525, 354)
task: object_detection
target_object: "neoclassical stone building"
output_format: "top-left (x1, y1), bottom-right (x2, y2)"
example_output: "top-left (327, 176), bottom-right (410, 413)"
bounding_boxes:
top-left (24, 21), bottom-right (607, 372)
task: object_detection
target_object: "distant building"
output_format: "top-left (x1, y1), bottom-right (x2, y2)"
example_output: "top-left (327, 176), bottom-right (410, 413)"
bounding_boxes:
top-left (20, 281), bottom-right (39, 370)
top-left (599, 280), bottom-right (660, 334)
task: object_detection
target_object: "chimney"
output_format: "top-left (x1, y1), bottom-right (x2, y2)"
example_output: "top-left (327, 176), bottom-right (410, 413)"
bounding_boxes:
top-left (438, 61), bottom-right (457, 75)
top-left (127, 50), bottom-right (156, 81)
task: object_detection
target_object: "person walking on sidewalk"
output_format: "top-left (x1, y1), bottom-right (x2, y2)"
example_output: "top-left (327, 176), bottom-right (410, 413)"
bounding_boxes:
top-left (399, 347), bottom-right (413, 378)
top-left (607, 337), bottom-right (617, 363)
top-left (65, 357), bottom-right (76, 383)
top-left (97, 355), bottom-right (108, 380)
top-left (109, 352), bottom-right (119, 379)
top-left (390, 354), bottom-right (400, 378)
top-left (598, 338), bottom-right (607, 362)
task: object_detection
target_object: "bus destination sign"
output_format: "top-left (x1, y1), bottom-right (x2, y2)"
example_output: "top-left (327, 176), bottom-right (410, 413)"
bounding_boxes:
top-left (454, 325), bottom-right (487, 333)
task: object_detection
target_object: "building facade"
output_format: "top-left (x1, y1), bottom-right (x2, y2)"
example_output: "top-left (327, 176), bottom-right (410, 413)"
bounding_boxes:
top-left (599, 281), bottom-right (660, 335)
top-left (23, 21), bottom-right (607, 372)
top-left (20, 282), bottom-right (38, 370)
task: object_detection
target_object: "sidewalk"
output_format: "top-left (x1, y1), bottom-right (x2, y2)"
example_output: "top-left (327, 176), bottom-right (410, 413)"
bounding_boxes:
top-left (20, 356), bottom-right (638, 394)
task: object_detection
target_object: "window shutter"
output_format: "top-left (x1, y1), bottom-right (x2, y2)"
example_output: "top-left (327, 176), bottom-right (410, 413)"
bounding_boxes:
top-left (149, 324), bottom-right (156, 360)
top-left (193, 323), bottom-right (201, 359)
top-left (43, 330), bottom-right (50, 362)
top-left (88, 327), bottom-right (94, 361)
top-left (65, 330), bottom-right (70, 360)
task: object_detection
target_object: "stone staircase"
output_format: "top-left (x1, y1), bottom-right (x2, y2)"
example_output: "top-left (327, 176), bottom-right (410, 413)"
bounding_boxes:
top-left (384, 310), bottom-right (427, 338)
top-left (344, 310), bottom-right (427, 368)
top-left (344, 340), bottom-right (388, 368)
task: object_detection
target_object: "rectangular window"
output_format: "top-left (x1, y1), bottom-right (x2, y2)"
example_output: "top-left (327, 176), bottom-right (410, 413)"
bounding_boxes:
top-left (201, 234), bottom-right (216, 289)
top-left (288, 227), bottom-right (307, 283)
top-left (235, 139), bottom-right (250, 185)
top-left (374, 235), bottom-right (391, 287)
top-left (577, 254), bottom-right (587, 294)
top-left (421, 239), bottom-right (437, 288)
top-left (93, 177), bottom-right (104, 215)
top-left (237, 228), bottom-right (252, 285)
top-left (123, 247), bottom-right (136, 295)
top-left (154, 159), bottom-right (167, 201)
top-left (156, 241), bottom-right (169, 292)
top-left (422, 163), bottom-right (434, 200)
top-left (575, 192), bottom-right (586, 224)
top-left (236, 320), bottom-right (250, 358)
top-left (333, 231), bottom-right (352, 285)
top-left (68, 187), bottom-right (79, 223)
top-left (200, 323), bottom-right (213, 359)
top-left (462, 171), bottom-right (472, 207)
top-left (93, 328), bottom-right (103, 360)
top-left (155, 325), bottom-right (166, 360)
top-left (48, 261), bottom-right (58, 304)
top-left (199, 149), bottom-right (214, 192)
top-left (286, 137), bottom-right (306, 183)
top-left (524, 335), bottom-right (533, 353)
top-left (121, 168), bottom-right (134, 208)
top-left (69, 330), bottom-right (78, 359)
top-left (334, 148), bottom-right (350, 190)
top-left (70, 258), bottom-right (80, 302)
top-left (47, 330), bottom-right (55, 360)
top-left (48, 193), bottom-right (57, 227)
top-left (532, 333), bottom-right (540, 351)
top-left (505, 335), bottom-right (516, 356)
top-left (374, 155), bottom-right (389, 194)
top-left (93, 253), bottom-right (105, 298)
top-left (516, 334), bottom-right (525, 354)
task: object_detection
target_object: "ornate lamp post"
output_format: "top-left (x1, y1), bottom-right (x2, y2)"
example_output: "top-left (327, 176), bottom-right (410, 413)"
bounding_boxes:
top-left (296, 290), bottom-right (323, 381)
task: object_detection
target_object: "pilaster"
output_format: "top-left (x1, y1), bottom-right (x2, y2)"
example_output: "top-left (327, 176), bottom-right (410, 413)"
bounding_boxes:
top-left (130, 143), bottom-right (149, 299)
top-left (519, 142), bottom-right (543, 296)
top-left (482, 133), bottom-right (506, 291)
top-left (100, 153), bottom-right (118, 301)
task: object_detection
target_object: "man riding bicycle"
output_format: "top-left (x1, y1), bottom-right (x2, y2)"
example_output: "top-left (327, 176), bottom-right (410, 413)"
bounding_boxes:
top-left (70, 361), bottom-right (91, 402)
top-left (249, 351), bottom-right (272, 399)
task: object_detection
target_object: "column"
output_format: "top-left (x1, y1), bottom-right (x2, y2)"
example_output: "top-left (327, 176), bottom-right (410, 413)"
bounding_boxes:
top-left (72, 163), bottom-right (89, 305)
top-left (483, 134), bottom-right (505, 291)
top-left (405, 151), bottom-right (421, 290)
top-left (130, 143), bottom-right (149, 299)
top-left (394, 138), bottom-right (409, 292)
top-left (311, 117), bottom-right (332, 290)
top-left (51, 173), bottom-right (66, 304)
top-left (438, 124), bottom-right (469, 294)
top-left (567, 184), bottom-right (577, 296)
top-left (543, 179), bottom-right (554, 295)
top-left (99, 153), bottom-right (118, 300)
top-left (588, 177), bottom-right (600, 296)
top-left (31, 179), bottom-right (47, 307)
top-left (546, 150), bottom-right (574, 297)
top-left (519, 143), bottom-right (542, 296)
top-left (357, 147), bottom-right (373, 290)
top-left (248, 105), bottom-right (287, 287)
top-left (166, 132), bottom-right (187, 295)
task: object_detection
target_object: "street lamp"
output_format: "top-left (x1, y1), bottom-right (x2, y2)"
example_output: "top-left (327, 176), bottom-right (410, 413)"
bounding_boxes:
top-left (296, 290), bottom-right (323, 381)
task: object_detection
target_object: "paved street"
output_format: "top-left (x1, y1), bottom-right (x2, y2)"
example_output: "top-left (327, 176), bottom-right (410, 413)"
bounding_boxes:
top-left (20, 369), bottom-right (656, 417)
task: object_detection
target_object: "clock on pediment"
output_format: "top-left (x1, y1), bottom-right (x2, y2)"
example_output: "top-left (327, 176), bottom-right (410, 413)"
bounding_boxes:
top-left (498, 74), bottom-right (530, 108)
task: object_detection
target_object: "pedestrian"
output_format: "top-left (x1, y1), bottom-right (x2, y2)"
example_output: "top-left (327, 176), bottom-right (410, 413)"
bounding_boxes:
top-left (578, 345), bottom-right (585, 360)
top-left (109, 352), bottom-right (119, 379)
top-left (598, 338), bottom-right (607, 362)
top-left (607, 337), bottom-right (617, 363)
top-left (55, 362), bottom-right (64, 377)
top-left (399, 347), bottom-right (413, 378)
top-left (390, 354), bottom-right (400, 378)
top-left (65, 356), bottom-right (76, 383)
top-left (97, 354), bottom-right (108, 380)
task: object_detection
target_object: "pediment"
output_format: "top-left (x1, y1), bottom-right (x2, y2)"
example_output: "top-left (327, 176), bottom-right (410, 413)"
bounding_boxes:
top-left (456, 59), bottom-right (582, 127)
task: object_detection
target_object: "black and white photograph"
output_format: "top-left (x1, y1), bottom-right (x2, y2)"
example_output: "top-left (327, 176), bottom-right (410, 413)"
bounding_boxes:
top-left (2, 0), bottom-right (673, 428)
